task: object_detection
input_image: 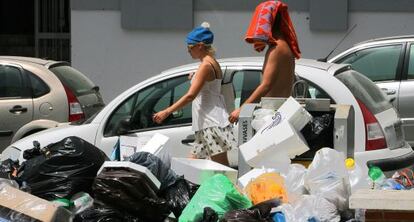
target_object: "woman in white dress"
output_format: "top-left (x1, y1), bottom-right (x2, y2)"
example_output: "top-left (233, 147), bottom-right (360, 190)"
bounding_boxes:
top-left (153, 22), bottom-right (237, 165)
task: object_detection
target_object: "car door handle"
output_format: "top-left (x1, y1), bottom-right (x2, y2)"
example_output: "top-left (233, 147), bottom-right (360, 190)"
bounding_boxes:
top-left (9, 105), bottom-right (28, 114)
top-left (0, 131), bottom-right (13, 137)
top-left (181, 135), bottom-right (195, 145)
top-left (381, 88), bottom-right (396, 95)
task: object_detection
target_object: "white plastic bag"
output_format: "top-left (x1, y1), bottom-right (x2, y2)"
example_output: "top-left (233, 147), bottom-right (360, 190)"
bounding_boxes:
top-left (304, 148), bottom-right (351, 213)
top-left (282, 164), bottom-right (307, 196)
top-left (251, 108), bottom-right (275, 131)
top-left (274, 195), bottom-right (340, 222)
top-left (293, 195), bottom-right (340, 222)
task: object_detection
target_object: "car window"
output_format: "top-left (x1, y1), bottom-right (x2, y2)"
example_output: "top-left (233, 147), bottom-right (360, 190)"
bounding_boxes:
top-left (49, 65), bottom-right (95, 96)
top-left (104, 75), bottom-right (191, 137)
top-left (337, 45), bottom-right (402, 82)
top-left (301, 79), bottom-right (334, 103)
top-left (408, 44), bottom-right (414, 79)
top-left (231, 69), bottom-right (334, 105)
top-left (336, 70), bottom-right (393, 114)
top-left (232, 70), bottom-right (262, 108)
top-left (0, 65), bottom-right (24, 98)
top-left (27, 70), bottom-right (50, 98)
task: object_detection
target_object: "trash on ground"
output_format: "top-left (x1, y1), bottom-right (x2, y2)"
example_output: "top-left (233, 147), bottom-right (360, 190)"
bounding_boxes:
top-left (93, 161), bottom-right (170, 221)
top-left (127, 152), bottom-right (177, 190)
top-left (245, 172), bottom-right (288, 204)
top-left (118, 133), bottom-right (172, 166)
top-left (171, 157), bottom-right (238, 185)
top-left (179, 174), bottom-right (252, 222)
top-left (304, 148), bottom-right (351, 214)
top-left (0, 183), bottom-right (73, 222)
top-left (240, 120), bottom-right (308, 168)
top-left (16, 137), bottom-right (108, 200)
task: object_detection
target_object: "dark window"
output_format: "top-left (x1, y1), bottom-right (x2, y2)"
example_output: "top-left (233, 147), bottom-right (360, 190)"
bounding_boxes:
top-left (27, 71), bottom-right (50, 98)
top-left (408, 44), bottom-right (414, 79)
top-left (232, 70), bottom-right (262, 108)
top-left (336, 70), bottom-right (392, 114)
top-left (0, 65), bottom-right (24, 98)
top-left (49, 65), bottom-right (95, 96)
top-left (104, 75), bottom-right (191, 137)
top-left (337, 45), bottom-right (402, 82)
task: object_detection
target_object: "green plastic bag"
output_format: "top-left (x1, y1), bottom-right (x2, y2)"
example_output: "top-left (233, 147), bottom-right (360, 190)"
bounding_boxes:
top-left (179, 174), bottom-right (252, 222)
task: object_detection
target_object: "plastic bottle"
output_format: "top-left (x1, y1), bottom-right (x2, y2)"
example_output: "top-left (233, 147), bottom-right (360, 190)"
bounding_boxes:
top-left (70, 192), bottom-right (94, 214)
top-left (381, 178), bottom-right (405, 190)
top-left (368, 166), bottom-right (386, 189)
top-left (345, 158), bottom-right (369, 193)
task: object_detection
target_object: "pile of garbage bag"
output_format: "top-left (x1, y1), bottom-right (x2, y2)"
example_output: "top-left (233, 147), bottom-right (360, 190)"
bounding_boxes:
top-left (0, 134), bottom-right (411, 222)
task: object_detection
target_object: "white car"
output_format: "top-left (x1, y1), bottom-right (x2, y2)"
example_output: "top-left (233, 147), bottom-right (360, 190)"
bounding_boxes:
top-left (2, 57), bottom-right (412, 174)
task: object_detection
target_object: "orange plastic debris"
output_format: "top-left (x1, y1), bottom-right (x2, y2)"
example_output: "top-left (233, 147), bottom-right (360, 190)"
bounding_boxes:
top-left (245, 172), bottom-right (288, 204)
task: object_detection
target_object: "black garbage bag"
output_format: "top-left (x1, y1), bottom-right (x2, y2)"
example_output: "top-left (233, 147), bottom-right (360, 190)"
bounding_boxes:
top-left (301, 113), bottom-right (333, 140)
top-left (300, 113), bottom-right (334, 158)
top-left (16, 137), bottom-right (108, 200)
top-left (127, 152), bottom-right (177, 191)
top-left (221, 198), bottom-right (281, 222)
top-left (92, 168), bottom-right (170, 222)
top-left (160, 176), bottom-right (199, 218)
top-left (0, 159), bottom-right (19, 180)
top-left (74, 201), bottom-right (142, 222)
top-left (201, 207), bottom-right (218, 222)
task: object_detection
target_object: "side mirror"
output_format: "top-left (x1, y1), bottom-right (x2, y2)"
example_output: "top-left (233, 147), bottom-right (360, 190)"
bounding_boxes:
top-left (172, 110), bottom-right (183, 119)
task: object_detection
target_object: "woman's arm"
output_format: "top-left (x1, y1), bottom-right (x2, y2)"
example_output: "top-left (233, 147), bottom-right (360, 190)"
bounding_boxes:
top-left (153, 63), bottom-right (212, 124)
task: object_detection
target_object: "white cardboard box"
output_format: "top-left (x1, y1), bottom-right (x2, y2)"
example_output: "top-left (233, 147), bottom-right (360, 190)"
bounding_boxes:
top-left (119, 133), bottom-right (172, 166)
top-left (0, 185), bottom-right (72, 222)
top-left (171, 158), bottom-right (238, 185)
top-left (97, 161), bottom-right (161, 191)
top-left (237, 168), bottom-right (278, 189)
top-left (240, 120), bottom-right (309, 168)
top-left (275, 96), bottom-right (312, 131)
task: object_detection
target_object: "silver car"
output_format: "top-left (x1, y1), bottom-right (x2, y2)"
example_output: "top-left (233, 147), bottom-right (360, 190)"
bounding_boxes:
top-left (329, 35), bottom-right (414, 146)
top-left (0, 56), bottom-right (105, 151)
top-left (3, 58), bottom-right (411, 176)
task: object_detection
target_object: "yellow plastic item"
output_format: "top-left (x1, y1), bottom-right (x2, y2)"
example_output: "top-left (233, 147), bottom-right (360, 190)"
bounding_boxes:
top-left (245, 172), bottom-right (288, 204)
top-left (345, 158), bottom-right (355, 170)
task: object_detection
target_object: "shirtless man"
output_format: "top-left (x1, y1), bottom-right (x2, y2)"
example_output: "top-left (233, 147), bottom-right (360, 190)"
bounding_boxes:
top-left (228, 17), bottom-right (296, 123)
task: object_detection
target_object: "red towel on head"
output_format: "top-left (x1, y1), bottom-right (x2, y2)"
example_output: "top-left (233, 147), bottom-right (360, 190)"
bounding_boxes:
top-left (245, 1), bottom-right (301, 59)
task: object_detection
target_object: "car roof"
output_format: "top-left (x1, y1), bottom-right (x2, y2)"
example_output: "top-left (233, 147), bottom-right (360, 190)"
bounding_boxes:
top-left (0, 56), bottom-right (65, 67)
top-left (161, 57), bottom-right (349, 76)
top-left (355, 35), bottom-right (414, 46)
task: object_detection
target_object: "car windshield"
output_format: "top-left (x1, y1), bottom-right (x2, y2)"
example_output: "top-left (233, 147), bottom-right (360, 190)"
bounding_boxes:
top-left (336, 69), bottom-right (393, 114)
top-left (49, 65), bottom-right (96, 96)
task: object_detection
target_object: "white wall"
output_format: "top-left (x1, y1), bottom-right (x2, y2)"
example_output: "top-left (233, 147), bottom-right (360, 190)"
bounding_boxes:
top-left (72, 10), bottom-right (414, 102)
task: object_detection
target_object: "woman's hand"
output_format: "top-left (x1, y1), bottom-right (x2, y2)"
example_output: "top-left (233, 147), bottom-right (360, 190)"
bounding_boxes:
top-left (229, 108), bottom-right (241, 123)
top-left (188, 72), bottom-right (195, 80)
top-left (152, 109), bottom-right (171, 124)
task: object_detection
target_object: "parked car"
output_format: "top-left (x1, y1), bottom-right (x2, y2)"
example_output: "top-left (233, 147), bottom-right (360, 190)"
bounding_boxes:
top-left (0, 56), bottom-right (105, 151)
top-left (329, 35), bottom-right (414, 146)
top-left (2, 57), bottom-right (412, 175)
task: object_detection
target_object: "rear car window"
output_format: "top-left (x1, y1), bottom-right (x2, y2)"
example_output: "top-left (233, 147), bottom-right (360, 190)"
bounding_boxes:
top-left (49, 65), bottom-right (95, 96)
top-left (336, 69), bottom-right (393, 114)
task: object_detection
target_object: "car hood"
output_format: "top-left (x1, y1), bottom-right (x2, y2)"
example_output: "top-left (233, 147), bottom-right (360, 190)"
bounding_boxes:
top-left (1, 123), bottom-right (99, 162)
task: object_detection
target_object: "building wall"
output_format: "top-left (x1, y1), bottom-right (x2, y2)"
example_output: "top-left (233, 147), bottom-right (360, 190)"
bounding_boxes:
top-left (71, 1), bottom-right (414, 102)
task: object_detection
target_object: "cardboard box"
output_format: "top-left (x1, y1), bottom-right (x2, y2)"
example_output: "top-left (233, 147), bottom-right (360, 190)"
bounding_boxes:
top-left (237, 168), bottom-right (278, 189)
top-left (97, 161), bottom-right (161, 191)
top-left (171, 158), bottom-right (238, 185)
top-left (240, 120), bottom-right (309, 168)
top-left (119, 133), bottom-right (171, 166)
top-left (275, 96), bottom-right (312, 131)
top-left (0, 185), bottom-right (72, 222)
